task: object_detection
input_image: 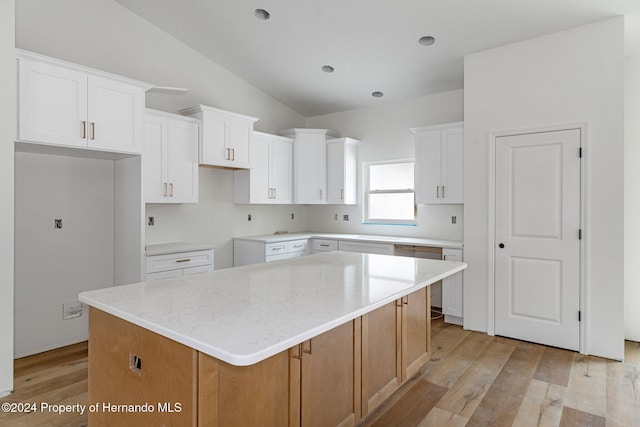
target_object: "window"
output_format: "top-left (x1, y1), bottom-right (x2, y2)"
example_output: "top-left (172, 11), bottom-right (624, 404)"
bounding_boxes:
top-left (364, 160), bottom-right (416, 225)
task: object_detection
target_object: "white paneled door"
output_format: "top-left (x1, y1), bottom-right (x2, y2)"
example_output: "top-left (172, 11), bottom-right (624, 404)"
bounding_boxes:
top-left (495, 129), bottom-right (581, 351)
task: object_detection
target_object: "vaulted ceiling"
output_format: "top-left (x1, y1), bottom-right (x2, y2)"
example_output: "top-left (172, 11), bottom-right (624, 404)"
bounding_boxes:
top-left (116, 0), bottom-right (640, 117)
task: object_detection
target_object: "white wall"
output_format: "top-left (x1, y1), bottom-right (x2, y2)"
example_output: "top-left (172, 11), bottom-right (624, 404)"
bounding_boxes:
top-left (14, 153), bottom-right (116, 357)
top-left (625, 54), bottom-right (640, 342)
top-left (464, 18), bottom-right (625, 359)
top-left (305, 90), bottom-right (464, 241)
top-left (0, 0), bottom-right (15, 397)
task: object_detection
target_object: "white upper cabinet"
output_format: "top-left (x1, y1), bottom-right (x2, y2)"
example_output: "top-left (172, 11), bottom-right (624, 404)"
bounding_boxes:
top-left (144, 109), bottom-right (199, 204)
top-left (234, 132), bottom-right (293, 204)
top-left (326, 137), bottom-right (359, 205)
top-left (179, 105), bottom-right (258, 169)
top-left (412, 122), bottom-right (464, 204)
top-left (280, 128), bottom-right (339, 204)
top-left (17, 50), bottom-right (148, 154)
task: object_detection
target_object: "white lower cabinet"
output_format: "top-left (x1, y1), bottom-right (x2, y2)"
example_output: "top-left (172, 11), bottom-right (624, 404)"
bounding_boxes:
top-left (442, 248), bottom-right (464, 325)
top-left (234, 239), bottom-right (310, 266)
top-left (145, 249), bottom-right (214, 281)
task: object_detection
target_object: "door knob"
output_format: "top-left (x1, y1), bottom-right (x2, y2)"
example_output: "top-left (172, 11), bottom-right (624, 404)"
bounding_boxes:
top-left (499, 243), bottom-right (505, 248)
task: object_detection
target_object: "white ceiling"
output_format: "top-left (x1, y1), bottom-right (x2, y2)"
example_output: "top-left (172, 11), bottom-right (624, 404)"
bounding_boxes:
top-left (115, 0), bottom-right (640, 117)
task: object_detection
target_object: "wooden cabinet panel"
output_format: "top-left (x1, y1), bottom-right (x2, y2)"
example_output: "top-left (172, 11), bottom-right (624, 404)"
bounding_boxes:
top-left (361, 301), bottom-right (401, 416)
top-left (199, 351), bottom-right (290, 427)
top-left (401, 287), bottom-right (431, 381)
top-left (299, 320), bottom-right (361, 427)
top-left (88, 307), bottom-right (197, 427)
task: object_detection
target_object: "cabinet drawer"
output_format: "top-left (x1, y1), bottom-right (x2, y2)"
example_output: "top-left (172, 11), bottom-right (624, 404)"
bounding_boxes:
top-left (266, 253), bottom-right (289, 262)
top-left (311, 239), bottom-right (338, 252)
top-left (146, 249), bottom-right (214, 274)
top-left (265, 242), bottom-right (288, 256)
top-left (287, 239), bottom-right (309, 253)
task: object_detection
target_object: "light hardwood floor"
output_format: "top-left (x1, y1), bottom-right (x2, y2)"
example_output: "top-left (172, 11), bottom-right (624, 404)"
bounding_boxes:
top-left (1, 322), bottom-right (638, 427)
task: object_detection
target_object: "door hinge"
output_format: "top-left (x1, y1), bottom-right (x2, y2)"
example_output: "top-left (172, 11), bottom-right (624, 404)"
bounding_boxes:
top-left (579, 147), bottom-right (582, 158)
top-left (579, 229), bottom-right (582, 240)
top-left (578, 310), bottom-right (582, 322)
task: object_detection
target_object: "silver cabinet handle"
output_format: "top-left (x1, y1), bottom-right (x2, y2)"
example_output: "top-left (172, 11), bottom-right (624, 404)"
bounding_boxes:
top-left (293, 244), bottom-right (304, 248)
top-left (169, 183), bottom-right (174, 197)
top-left (176, 258), bottom-right (191, 263)
top-left (81, 121), bottom-right (87, 139)
top-left (319, 244), bottom-right (330, 247)
top-left (90, 122), bottom-right (96, 140)
top-left (436, 186), bottom-right (440, 198)
top-left (231, 148), bottom-right (235, 161)
top-left (273, 188), bottom-right (276, 199)
top-left (442, 185), bottom-right (445, 198)
top-left (320, 189), bottom-right (323, 199)
top-left (163, 183), bottom-right (168, 197)
top-left (341, 189), bottom-right (344, 200)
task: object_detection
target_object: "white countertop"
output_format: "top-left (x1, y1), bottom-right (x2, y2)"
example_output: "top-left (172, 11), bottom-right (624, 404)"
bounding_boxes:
top-left (79, 252), bottom-right (466, 366)
top-left (234, 232), bottom-right (463, 249)
top-left (145, 242), bottom-right (216, 256)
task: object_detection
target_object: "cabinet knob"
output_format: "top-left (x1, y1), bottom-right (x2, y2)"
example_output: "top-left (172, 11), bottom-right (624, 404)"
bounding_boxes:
top-left (499, 243), bottom-right (505, 249)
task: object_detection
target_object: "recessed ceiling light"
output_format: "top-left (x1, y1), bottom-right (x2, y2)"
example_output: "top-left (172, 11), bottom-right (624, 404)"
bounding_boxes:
top-left (254, 8), bottom-right (271, 20)
top-left (418, 36), bottom-right (436, 46)
top-left (321, 65), bottom-right (335, 73)
top-left (372, 91), bottom-right (384, 98)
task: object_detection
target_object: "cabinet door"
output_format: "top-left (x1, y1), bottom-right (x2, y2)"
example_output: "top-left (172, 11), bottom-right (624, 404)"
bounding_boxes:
top-left (442, 249), bottom-right (464, 319)
top-left (401, 287), bottom-right (430, 381)
top-left (144, 114), bottom-right (168, 203)
top-left (18, 58), bottom-right (88, 147)
top-left (361, 301), bottom-right (401, 417)
top-left (298, 320), bottom-right (361, 427)
top-left (441, 127), bottom-right (464, 203)
top-left (227, 118), bottom-right (252, 168)
top-left (249, 136), bottom-right (272, 203)
top-left (295, 133), bottom-right (326, 204)
top-left (415, 131), bottom-right (442, 204)
top-left (200, 111), bottom-right (227, 166)
top-left (87, 75), bottom-right (143, 154)
top-left (326, 141), bottom-right (345, 204)
top-left (167, 118), bottom-right (199, 203)
top-left (270, 138), bottom-right (293, 203)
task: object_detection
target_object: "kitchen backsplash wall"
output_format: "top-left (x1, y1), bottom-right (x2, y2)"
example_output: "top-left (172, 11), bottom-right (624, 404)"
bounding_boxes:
top-left (146, 167), bottom-right (310, 269)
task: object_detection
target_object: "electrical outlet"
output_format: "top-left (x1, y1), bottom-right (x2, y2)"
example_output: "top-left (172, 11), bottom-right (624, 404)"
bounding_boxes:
top-left (248, 214), bottom-right (252, 221)
top-left (343, 214), bottom-right (349, 221)
top-left (148, 216), bottom-right (155, 226)
top-left (54, 219), bottom-right (62, 229)
top-left (62, 301), bottom-right (83, 320)
top-left (334, 213), bottom-right (338, 220)
top-left (290, 213), bottom-right (295, 220)
top-left (451, 216), bottom-right (457, 224)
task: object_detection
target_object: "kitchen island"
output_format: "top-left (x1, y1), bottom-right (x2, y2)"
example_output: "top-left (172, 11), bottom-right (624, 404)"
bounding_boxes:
top-left (79, 251), bottom-right (466, 426)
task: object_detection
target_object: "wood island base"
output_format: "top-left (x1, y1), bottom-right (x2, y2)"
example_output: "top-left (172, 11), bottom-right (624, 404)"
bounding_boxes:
top-left (88, 287), bottom-right (431, 427)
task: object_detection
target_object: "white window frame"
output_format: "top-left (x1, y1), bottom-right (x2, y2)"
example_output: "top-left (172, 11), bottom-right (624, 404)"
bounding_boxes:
top-left (363, 159), bottom-right (417, 226)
